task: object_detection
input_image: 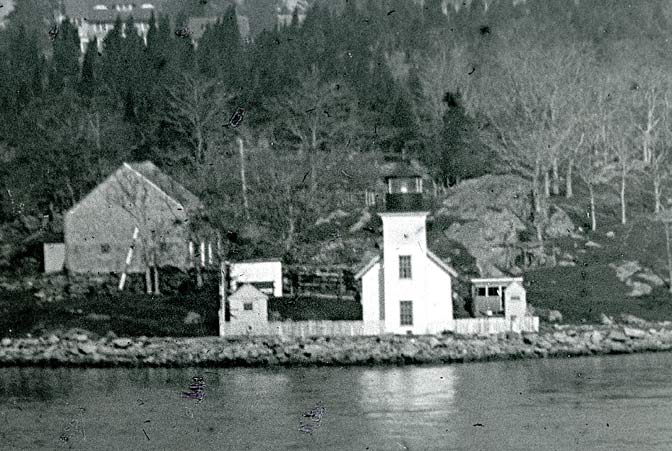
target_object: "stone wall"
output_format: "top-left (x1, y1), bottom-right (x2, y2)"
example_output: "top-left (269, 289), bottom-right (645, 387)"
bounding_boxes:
top-left (2, 318), bottom-right (672, 367)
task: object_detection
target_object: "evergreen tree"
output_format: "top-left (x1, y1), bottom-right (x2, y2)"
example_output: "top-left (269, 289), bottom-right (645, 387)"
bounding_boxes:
top-left (430, 91), bottom-right (492, 186)
top-left (49, 19), bottom-right (81, 94)
top-left (79, 37), bottom-right (99, 98)
top-left (100, 16), bottom-right (125, 95)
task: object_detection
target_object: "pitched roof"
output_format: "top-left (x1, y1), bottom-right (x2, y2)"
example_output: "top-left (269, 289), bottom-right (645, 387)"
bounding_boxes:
top-left (354, 255), bottom-right (381, 280)
top-left (124, 161), bottom-right (203, 212)
top-left (427, 250), bottom-right (459, 278)
top-left (229, 283), bottom-right (268, 301)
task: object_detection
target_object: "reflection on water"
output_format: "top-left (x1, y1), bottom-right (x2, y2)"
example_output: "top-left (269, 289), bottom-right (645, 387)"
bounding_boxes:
top-left (1, 354), bottom-right (672, 450)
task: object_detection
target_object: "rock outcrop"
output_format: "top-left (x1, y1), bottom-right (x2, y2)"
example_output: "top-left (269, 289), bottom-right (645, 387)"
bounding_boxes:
top-left (609, 260), bottom-right (664, 297)
top-left (436, 175), bottom-right (531, 274)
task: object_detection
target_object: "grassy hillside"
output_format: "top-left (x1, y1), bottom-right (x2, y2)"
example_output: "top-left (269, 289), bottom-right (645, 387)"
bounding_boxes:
top-left (525, 179), bottom-right (672, 323)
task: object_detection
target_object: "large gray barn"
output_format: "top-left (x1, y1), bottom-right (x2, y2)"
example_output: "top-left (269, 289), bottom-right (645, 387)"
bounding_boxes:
top-left (64, 161), bottom-right (209, 274)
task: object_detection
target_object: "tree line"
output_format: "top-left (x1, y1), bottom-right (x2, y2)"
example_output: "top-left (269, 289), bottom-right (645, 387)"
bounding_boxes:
top-left (2, 0), bottom-right (672, 262)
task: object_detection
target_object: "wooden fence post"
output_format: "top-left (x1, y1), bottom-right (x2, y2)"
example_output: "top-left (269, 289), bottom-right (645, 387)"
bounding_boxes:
top-left (119, 226), bottom-right (139, 291)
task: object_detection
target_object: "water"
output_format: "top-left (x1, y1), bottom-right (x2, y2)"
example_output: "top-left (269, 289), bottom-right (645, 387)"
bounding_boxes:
top-left (1, 353), bottom-right (672, 450)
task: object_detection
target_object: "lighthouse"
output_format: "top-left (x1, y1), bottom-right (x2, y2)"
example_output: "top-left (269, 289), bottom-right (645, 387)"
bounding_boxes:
top-left (355, 163), bottom-right (457, 335)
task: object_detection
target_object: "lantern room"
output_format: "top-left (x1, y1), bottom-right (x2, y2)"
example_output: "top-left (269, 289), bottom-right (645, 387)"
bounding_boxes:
top-left (384, 166), bottom-right (425, 212)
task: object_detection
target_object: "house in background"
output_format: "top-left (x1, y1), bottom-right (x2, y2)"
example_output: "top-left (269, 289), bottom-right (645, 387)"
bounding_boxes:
top-left (64, 161), bottom-right (215, 275)
top-left (355, 165), bottom-right (458, 335)
top-left (228, 259), bottom-right (283, 297)
top-left (276, 0), bottom-right (307, 27)
top-left (58, 0), bottom-right (168, 53)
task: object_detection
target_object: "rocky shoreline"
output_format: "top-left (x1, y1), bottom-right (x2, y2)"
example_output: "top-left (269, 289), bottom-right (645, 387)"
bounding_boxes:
top-left (0, 315), bottom-right (671, 368)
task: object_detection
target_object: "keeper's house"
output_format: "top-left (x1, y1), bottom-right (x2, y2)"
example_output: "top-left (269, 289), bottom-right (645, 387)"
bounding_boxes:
top-left (63, 161), bottom-right (215, 274)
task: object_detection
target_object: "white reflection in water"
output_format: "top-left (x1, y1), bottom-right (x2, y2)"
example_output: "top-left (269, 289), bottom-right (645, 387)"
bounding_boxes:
top-left (358, 366), bottom-right (457, 418)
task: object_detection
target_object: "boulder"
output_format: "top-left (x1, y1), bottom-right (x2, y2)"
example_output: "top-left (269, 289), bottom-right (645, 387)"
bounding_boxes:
top-left (348, 209), bottom-right (372, 233)
top-left (606, 231), bottom-right (615, 238)
top-left (112, 338), bottom-right (133, 349)
top-left (315, 209), bottom-right (350, 226)
top-left (585, 241), bottom-right (602, 248)
top-left (46, 335), bottom-right (59, 345)
top-left (618, 314), bottom-right (649, 327)
top-left (532, 307), bottom-right (563, 323)
top-left (545, 206), bottom-right (575, 238)
top-left (623, 327), bottom-right (646, 339)
top-left (1, 338), bottom-right (11, 347)
top-left (590, 331), bottom-right (603, 344)
top-left (77, 343), bottom-right (97, 355)
top-left (600, 313), bottom-right (613, 325)
top-left (607, 330), bottom-right (628, 342)
top-left (184, 312), bottom-right (203, 325)
top-left (626, 281), bottom-right (652, 297)
top-left (610, 261), bottom-right (641, 283)
top-left (636, 271), bottom-right (665, 287)
top-left (86, 313), bottom-right (111, 321)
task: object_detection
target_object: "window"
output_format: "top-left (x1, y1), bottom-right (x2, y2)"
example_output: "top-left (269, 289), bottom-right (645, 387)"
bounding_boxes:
top-left (477, 287), bottom-right (486, 296)
top-left (243, 303), bottom-right (253, 311)
top-left (101, 244), bottom-right (111, 254)
top-left (399, 255), bottom-right (412, 279)
top-left (488, 286), bottom-right (499, 296)
top-left (159, 242), bottom-right (169, 252)
top-left (510, 296), bottom-right (521, 302)
top-left (400, 301), bottom-right (413, 326)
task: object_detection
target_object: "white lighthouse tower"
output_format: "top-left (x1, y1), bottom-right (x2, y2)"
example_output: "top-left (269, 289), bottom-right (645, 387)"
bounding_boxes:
top-left (356, 164), bottom-right (456, 335)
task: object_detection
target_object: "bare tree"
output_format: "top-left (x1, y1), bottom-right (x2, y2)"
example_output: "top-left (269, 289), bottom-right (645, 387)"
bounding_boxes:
top-left (656, 208), bottom-right (672, 294)
top-left (268, 67), bottom-right (364, 193)
top-left (164, 74), bottom-right (232, 167)
top-left (107, 167), bottom-right (182, 293)
top-left (236, 136), bottom-right (251, 222)
top-left (574, 130), bottom-right (619, 232)
top-left (478, 41), bottom-right (590, 246)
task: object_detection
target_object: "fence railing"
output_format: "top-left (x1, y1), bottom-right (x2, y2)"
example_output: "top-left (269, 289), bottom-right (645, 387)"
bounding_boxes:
top-left (453, 316), bottom-right (539, 335)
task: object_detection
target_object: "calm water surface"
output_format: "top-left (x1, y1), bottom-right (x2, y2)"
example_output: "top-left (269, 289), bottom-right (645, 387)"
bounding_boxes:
top-left (1, 353), bottom-right (672, 450)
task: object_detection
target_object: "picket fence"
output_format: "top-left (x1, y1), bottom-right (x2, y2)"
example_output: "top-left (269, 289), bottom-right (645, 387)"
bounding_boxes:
top-left (453, 316), bottom-right (539, 335)
top-left (220, 316), bottom-right (539, 338)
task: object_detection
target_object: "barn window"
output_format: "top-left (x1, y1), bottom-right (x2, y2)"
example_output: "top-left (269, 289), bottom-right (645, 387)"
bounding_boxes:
top-left (399, 255), bottom-right (412, 279)
top-left (101, 244), bottom-right (111, 253)
top-left (488, 286), bottom-right (499, 296)
top-left (243, 303), bottom-right (253, 311)
top-left (477, 287), bottom-right (486, 296)
top-left (400, 301), bottom-right (413, 326)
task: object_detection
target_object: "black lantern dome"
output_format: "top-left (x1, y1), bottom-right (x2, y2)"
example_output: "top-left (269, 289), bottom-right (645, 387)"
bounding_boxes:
top-left (384, 164), bottom-right (425, 212)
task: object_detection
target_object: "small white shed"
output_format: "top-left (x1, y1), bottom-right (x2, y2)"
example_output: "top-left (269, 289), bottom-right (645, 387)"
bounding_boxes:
top-left (504, 280), bottom-right (527, 320)
top-left (228, 284), bottom-right (269, 325)
top-left (43, 243), bottom-right (65, 273)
